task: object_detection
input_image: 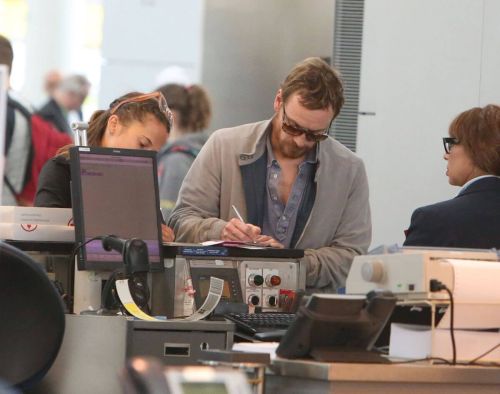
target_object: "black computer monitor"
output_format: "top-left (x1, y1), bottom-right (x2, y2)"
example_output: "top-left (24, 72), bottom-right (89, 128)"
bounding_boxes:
top-left (276, 293), bottom-right (397, 363)
top-left (70, 146), bottom-right (163, 272)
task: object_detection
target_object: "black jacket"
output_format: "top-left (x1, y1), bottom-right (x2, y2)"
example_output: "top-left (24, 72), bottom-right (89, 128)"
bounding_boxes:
top-left (403, 177), bottom-right (500, 249)
top-left (34, 156), bottom-right (72, 208)
top-left (37, 98), bottom-right (72, 135)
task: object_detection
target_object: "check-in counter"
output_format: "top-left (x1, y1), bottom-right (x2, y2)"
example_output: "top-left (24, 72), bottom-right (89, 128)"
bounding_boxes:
top-left (267, 358), bottom-right (500, 394)
top-left (9, 240), bottom-right (500, 394)
top-left (33, 314), bottom-right (234, 394)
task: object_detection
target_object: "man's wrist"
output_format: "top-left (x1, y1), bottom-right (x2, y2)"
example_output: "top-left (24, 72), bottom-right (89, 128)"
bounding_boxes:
top-left (303, 251), bottom-right (319, 287)
top-left (208, 219), bottom-right (228, 241)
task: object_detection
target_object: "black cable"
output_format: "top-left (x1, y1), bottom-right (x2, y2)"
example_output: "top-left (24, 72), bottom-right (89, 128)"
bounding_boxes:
top-left (69, 235), bottom-right (106, 266)
top-left (389, 357), bottom-right (453, 365)
top-left (429, 280), bottom-right (500, 366)
top-left (467, 342), bottom-right (500, 365)
top-left (390, 357), bottom-right (500, 367)
top-left (100, 269), bottom-right (123, 310)
top-left (430, 279), bottom-right (456, 365)
top-left (444, 287), bottom-right (456, 365)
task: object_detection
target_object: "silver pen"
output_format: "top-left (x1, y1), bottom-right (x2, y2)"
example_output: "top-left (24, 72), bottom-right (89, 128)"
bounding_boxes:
top-left (231, 205), bottom-right (245, 222)
top-left (231, 205), bottom-right (258, 244)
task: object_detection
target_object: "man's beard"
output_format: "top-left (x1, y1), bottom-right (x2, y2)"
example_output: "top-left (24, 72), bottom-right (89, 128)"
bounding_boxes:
top-left (279, 138), bottom-right (312, 159)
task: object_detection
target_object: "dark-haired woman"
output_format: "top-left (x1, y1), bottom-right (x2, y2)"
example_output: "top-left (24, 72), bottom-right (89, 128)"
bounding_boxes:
top-left (155, 83), bottom-right (212, 220)
top-left (34, 92), bottom-right (175, 241)
top-left (404, 104), bottom-right (500, 249)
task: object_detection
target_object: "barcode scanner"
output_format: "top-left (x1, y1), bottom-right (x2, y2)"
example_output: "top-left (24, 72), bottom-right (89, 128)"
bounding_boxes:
top-left (100, 236), bottom-right (151, 313)
top-left (102, 236), bottom-right (150, 275)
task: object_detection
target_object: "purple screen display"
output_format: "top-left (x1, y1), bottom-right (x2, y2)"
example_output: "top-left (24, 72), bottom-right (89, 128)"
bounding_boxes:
top-left (79, 153), bottom-right (160, 263)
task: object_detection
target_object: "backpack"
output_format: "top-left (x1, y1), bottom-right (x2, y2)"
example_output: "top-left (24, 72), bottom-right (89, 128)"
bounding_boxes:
top-left (3, 96), bottom-right (72, 206)
top-left (3, 97), bottom-right (33, 205)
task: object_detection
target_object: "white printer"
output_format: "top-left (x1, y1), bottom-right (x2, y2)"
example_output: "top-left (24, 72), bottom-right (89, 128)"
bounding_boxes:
top-left (346, 247), bottom-right (499, 300)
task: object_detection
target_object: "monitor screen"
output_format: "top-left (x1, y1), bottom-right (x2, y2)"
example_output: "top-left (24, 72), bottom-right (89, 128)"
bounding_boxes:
top-left (70, 146), bottom-right (163, 271)
top-left (164, 367), bottom-right (251, 394)
top-left (181, 382), bottom-right (228, 394)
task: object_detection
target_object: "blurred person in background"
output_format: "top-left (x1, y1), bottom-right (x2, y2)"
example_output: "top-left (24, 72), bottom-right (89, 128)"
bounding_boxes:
top-left (0, 34), bottom-right (71, 206)
top-left (156, 83), bottom-right (212, 220)
top-left (37, 74), bottom-right (90, 135)
top-left (154, 65), bottom-right (192, 88)
top-left (43, 69), bottom-right (63, 98)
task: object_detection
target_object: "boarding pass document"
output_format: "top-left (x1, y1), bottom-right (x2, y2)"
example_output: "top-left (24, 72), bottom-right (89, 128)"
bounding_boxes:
top-left (183, 276), bottom-right (224, 321)
top-left (116, 279), bottom-right (162, 321)
top-left (116, 276), bottom-right (224, 322)
top-left (201, 240), bottom-right (273, 249)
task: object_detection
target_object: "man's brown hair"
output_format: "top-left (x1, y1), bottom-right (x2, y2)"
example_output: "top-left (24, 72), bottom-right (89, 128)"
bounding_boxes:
top-left (0, 34), bottom-right (14, 74)
top-left (281, 57), bottom-right (344, 118)
top-left (449, 104), bottom-right (500, 176)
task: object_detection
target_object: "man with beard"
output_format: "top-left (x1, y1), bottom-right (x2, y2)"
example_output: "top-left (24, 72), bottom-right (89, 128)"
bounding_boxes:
top-left (169, 58), bottom-right (371, 292)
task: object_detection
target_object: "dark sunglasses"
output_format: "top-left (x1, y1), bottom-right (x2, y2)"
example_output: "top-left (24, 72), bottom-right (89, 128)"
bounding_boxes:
top-left (282, 106), bottom-right (332, 142)
top-left (442, 137), bottom-right (459, 154)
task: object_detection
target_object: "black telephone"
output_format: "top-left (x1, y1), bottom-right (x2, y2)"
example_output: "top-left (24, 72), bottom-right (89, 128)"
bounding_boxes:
top-left (276, 291), bottom-right (397, 363)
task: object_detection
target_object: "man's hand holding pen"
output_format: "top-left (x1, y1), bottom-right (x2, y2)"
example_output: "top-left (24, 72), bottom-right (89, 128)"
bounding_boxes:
top-left (220, 205), bottom-right (284, 248)
top-left (221, 217), bottom-right (262, 242)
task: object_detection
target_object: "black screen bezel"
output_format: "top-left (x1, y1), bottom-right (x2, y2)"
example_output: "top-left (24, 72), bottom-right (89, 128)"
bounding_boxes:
top-left (70, 146), bottom-right (164, 272)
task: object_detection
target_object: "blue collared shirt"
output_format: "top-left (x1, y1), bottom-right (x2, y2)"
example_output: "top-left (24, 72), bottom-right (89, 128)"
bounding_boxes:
top-left (262, 137), bottom-right (317, 248)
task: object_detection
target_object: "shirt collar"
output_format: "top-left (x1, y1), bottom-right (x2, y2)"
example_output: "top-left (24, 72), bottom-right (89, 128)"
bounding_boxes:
top-left (306, 143), bottom-right (319, 164)
top-left (460, 174), bottom-right (500, 193)
top-left (266, 136), bottom-right (277, 168)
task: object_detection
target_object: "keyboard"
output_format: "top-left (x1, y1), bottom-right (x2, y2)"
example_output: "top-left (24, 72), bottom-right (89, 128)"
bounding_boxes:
top-left (224, 312), bottom-right (296, 337)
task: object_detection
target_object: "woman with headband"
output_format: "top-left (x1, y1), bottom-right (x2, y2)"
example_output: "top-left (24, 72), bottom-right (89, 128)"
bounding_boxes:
top-left (35, 91), bottom-right (175, 242)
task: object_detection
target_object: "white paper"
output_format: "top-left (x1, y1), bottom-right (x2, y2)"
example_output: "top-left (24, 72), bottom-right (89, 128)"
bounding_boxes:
top-left (116, 276), bottom-right (225, 322)
top-left (446, 259), bottom-right (500, 303)
top-left (201, 240), bottom-right (225, 246)
top-left (389, 323), bottom-right (431, 359)
top-left (115, 279), bottom-right (163, 321)
top-left (437, 259), bottom-right (500, 329)
top-left (183, 276), bottom-right (224, 321)
top-left (201, 240), bottom-right (270, 249)
top-left (232, 342), bottom-right (280, 360)
top-left (389, 323), bottom-right (500, 362)
top-left (432, 328), bottom-right (500, 363)
top-left (438, 303), bottom-right (500, 329)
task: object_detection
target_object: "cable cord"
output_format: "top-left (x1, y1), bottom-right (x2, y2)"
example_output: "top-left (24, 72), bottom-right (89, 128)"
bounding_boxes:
top-left (69, 235), bottom-right (106, 266)
top-left (421, 280), bottom-right (500, 366)
top-left (430, 279), bottom-right (456, 365)
top-left (467, 342), bottom-right (500, 365)
top-left (444, 287), bottom-right (456, 365)
top-left (389, 357), bottom-right (453, 365)
top-left (100, 269), bottom-right (124, 310)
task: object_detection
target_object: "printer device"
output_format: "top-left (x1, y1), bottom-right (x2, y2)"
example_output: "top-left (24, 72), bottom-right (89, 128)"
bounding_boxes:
top-left (346, 247), bottom-right (499, 300)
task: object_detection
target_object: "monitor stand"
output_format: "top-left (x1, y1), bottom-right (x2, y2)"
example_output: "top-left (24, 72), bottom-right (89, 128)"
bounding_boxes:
top-left (310, 347), bottom-right (391, 364)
